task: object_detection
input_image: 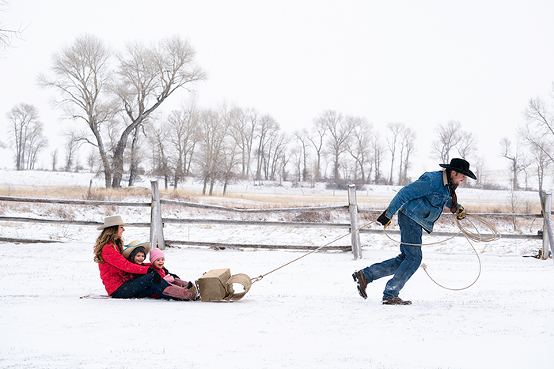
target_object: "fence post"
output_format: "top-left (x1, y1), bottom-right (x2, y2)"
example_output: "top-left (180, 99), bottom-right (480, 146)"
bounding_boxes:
top-left (540, 191), bottom-right (553, 261)
top-left (348, 184), bottom-right (362, 259)
top-left (150, 180), bottom-right (165, 250)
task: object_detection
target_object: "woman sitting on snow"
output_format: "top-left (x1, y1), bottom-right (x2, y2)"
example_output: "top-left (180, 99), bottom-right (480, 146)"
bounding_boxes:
top-left (93, 215), bottom-right (196, 300)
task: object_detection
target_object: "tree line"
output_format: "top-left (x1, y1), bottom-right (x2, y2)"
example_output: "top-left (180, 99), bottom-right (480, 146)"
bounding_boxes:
top-left (2, 34), bottom-right (554, 193)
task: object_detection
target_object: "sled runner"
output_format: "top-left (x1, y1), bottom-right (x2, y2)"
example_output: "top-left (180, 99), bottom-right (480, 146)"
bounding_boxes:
top-left (80, 293), bottom-right (111, 299)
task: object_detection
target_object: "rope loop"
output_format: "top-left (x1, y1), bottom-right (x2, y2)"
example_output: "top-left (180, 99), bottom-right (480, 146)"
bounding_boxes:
top-left (420, 213), bottom-right (500, 290)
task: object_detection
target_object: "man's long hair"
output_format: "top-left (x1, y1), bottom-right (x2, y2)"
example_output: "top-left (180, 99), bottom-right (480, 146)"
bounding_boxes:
top-left (93, 226), bottom-right (124, 264)
top-left (445, 168), bottom-right (458, 213)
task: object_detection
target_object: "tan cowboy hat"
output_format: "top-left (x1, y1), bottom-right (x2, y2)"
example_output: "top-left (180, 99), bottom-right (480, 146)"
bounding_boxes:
top-left (97, 215), bottom-right (130, 230)
top-left (122, 240), bottom-right (152, 258)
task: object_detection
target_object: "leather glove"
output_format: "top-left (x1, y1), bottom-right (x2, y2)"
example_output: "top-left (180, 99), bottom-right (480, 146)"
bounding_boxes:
top-left (147, 267), bottom-right (161, 283)
top-left (456, 205), bottom-right (466, 220)
top-left (377, 211), bottom-right (391, 228)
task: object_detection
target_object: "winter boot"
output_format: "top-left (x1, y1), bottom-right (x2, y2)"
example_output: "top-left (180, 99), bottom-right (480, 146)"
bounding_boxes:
top-left (193, 280), bottom-right (200, 301)
top-left (173, 277), bottom-right (189, 288)
top-left (352, 270), bottom-right (368, 299)
top-left (162, 285), bottom-right (193, 301)
top-left (382, 297), bottom-right (412, 305)
top-left (187, 282), bottom-right (198, 301)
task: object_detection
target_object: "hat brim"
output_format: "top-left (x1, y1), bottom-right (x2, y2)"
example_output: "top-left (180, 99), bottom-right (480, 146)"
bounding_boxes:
top-left (439, 164), bottom-right (477, 180)
top-left (96, 223), bottom-right (130, 230)
top-left (122, 242), bottom-right (152, 258)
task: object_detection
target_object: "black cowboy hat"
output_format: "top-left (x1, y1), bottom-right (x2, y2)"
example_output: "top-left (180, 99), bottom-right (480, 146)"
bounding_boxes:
top-left (439, 158), bottom-right (477, 180)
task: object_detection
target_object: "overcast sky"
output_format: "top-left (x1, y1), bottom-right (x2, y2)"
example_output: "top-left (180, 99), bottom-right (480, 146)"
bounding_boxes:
top-left (1, 0), bottom-right (554, 181)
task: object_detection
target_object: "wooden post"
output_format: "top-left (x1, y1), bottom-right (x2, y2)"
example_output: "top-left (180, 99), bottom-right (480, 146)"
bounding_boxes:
top-left (348, 184), bottom-right (362, 259)
top-left (540, 191), bottom-right (553, 261)
top-left (150, 180), bottom-right (165, 250)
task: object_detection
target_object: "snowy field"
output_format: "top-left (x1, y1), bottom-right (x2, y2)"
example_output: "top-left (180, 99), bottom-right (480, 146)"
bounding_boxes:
top-left (0, 170), bottom-right (553, 368)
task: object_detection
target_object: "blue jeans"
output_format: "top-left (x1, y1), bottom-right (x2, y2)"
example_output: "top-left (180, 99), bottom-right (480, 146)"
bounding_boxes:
top-left (362, 212), bottom-right (423, 299)
top-left (111, 273), bottom-right (172, 299)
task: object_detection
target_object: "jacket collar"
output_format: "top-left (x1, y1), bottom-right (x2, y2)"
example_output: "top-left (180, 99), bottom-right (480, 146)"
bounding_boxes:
top-left (442, 170), bottom-right (448, 186)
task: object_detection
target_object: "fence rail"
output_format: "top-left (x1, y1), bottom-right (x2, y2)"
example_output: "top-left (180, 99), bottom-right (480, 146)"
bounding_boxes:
top-left (0, 181), bottom-right (551, 260)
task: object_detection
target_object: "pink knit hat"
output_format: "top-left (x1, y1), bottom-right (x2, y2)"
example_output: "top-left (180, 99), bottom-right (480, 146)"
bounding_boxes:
top-left (149, 248), bottom-right (165, 263)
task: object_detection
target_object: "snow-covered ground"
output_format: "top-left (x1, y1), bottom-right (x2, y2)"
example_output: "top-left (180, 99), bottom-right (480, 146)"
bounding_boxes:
top-left (0, 170), bottom-right (553, 368)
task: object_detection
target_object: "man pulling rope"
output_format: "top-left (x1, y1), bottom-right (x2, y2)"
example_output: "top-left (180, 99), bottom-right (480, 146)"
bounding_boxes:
top-left (353, 158), bottom-right (477, 305)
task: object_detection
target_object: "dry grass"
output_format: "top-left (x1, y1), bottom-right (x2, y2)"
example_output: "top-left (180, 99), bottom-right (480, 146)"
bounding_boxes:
top-left (0, 183), bottom-right (544, 216)
top-left (0, 185), bottom-right (152, 201)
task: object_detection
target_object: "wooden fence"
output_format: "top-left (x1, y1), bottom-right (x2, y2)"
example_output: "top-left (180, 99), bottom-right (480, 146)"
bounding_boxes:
top-left (0, 180), bottom-right (552, 261)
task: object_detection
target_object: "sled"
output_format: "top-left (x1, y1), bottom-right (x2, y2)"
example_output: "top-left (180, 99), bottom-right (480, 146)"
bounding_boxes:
top-left (197, 269), bottom-right (252, 302)
top-left (80, 293), bottom-right (111, 299)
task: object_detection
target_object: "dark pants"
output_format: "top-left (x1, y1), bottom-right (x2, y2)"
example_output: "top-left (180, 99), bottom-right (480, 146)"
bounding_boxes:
top-left (362, 212), bottom-right (423, 299)
top-left (111, 273), bottom-right (171, 299)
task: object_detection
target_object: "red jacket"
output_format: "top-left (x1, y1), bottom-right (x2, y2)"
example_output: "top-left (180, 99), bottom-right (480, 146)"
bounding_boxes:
top-left (99, 243), bottom-right (150, 295)
top-left (151, 265), bottom-right (167, 278)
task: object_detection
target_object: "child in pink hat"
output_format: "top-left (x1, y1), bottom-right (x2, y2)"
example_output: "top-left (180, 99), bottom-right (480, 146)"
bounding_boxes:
top-left (149, 248), bottom-right (198, 300)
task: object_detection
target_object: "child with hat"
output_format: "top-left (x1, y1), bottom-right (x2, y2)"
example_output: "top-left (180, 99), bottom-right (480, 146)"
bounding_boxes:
top-left (122, 241), bottom-right (152, 265)
top-left (149, 248), bottom-right (199, 300)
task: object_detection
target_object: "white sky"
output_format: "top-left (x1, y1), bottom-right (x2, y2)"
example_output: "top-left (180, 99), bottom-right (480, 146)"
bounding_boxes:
top-left (1, 0), bottom-right (554, 180)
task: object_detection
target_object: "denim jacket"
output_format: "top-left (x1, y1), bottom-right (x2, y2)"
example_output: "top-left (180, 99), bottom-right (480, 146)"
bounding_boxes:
top-left (383, 171), bottom-right (458, 233)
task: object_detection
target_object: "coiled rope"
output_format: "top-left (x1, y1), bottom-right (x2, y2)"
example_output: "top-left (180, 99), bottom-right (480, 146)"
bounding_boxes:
top-left (384, 213), bottom-right (501, 290)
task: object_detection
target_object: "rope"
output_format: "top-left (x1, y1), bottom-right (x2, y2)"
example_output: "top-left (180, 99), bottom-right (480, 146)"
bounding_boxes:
top-left (421, 214), bottom-right (500, 290)
top-left (251, 212), bottom-right (501, 291)
top-left (251, 220), bottom-right (377, 284)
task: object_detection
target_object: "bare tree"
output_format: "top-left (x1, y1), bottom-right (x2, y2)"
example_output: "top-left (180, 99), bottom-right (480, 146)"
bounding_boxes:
top-left (166, 102), bottom-right (200, 189)
top-left (51, 149), bottom-right (58, 171)
top-left (529, 140), bottom-right (551, 192)
top-left (398, 127), bottom-right (416, 185)
top-left (25, 123), bottom-right (47, 170)
top-left (197, 108), bottom-right (229, 195)
top-left (219, 104), bottom-right (240, 193)
top-left (111, 35), bottom-right (206, 187)
top-left (457, 131), bottom-right (477, 160)
top-left (86, 150), bottom-right (97, 173)
top-left (371, 131), bottom-right (386, 184)
top-left (307, 117), bottom-right (327, 182)
top-left (267, 131), bottom-right (290, 181)
top-left (6, 103), bottom-right (46, 170)
top-left (294, 129), bottom-right (311, 182)
top-left (254, 114), bottom-right (279, 182)
top-left (432, 120), bottom-right (463, 163)
top-left (521, 95), bottom-right (554, 166)
top-left (64, 129), bottom-right (80, 172)
top-left (147, 120), bottom-right (171, 189)
top-left (314, 110), bottom-right (352, 182)
top-left (228, 107), bottom-right (258, 179)
top-left (0, 1), bottom-right (24, 52)
top-left (38, 34), bottom-right (115, 187)
top-left (345, 116), bottom-right (372, 182)
top-left (40, 34), bottom-right (205, 188)
top-left (127, 123), bottom-right (147, 186)
top-left (386, 122), bottom-right (404, 185)
top-left (500, 137), bottom-right (522, 190)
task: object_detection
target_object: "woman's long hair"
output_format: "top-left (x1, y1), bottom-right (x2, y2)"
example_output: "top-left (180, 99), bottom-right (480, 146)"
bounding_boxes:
top-left (93, 225), bottom-right (124, 264)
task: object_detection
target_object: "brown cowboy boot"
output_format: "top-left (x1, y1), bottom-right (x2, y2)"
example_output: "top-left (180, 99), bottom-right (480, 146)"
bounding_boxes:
top-left (352, 270), bottom-right (368, 299)
top-left (382, 297), bottom-right (412, 305)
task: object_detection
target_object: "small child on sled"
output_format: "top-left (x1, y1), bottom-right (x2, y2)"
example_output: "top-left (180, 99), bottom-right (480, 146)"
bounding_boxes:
top-left (149, 248), bottom-right (198, 297)
top-left (123, 241), bottom-right (198, 300)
